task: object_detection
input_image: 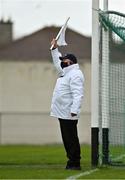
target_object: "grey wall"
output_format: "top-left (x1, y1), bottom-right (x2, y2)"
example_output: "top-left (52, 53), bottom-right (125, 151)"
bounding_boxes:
top-left (0, 61), bottom-right (91, 144)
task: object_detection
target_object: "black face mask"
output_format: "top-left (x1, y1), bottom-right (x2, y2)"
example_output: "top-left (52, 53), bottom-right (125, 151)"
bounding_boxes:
top-left (61, 61), bottom-right (69, 69)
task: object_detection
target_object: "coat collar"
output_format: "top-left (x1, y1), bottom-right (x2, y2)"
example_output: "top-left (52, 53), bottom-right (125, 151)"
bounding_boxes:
top-left (63, 64), bottom-right (79, 75)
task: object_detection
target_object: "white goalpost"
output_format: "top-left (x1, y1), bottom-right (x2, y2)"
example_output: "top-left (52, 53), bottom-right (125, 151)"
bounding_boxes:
top-left (101, 0), bottom-right (109, 165)
top-left (91, 0), bottom-right (109, 166)
top-left (92, 0), bottom-right (125, 166)
top-left (91, 0), bottom-right (100, 166)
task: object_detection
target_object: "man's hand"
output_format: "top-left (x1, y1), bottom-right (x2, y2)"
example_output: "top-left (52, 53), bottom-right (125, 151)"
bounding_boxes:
top-left (51, 39), bottom-right (58, 49)
top-left (71, 113), bottom-right (77, 117)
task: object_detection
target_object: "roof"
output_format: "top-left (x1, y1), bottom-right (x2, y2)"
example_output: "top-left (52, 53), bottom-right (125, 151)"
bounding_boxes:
top-left (0, 26), bottom-right (91, 61)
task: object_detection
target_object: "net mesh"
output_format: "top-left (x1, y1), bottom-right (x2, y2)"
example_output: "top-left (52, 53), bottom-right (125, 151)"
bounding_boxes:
top-left (99, 11), bottom-right (125, 165)
top-left (100, 11), bottom-right (125, 41)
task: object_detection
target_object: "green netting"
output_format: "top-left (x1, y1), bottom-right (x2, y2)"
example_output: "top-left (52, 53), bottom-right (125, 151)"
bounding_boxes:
top-left (99, 11), bottom-right (125, 166)
top-left (99, 11), bottom-right (125, 42)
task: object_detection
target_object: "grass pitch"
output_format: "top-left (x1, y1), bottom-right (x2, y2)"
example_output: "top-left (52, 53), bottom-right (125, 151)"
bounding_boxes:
top-left (0, 145), bottom-right (125, 179)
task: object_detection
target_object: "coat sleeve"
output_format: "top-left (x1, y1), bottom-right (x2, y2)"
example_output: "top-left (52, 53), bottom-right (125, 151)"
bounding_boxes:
top-left (51, 48), bottom-right (64, 76)
top-left (70, 73), bottom-right (84, 114)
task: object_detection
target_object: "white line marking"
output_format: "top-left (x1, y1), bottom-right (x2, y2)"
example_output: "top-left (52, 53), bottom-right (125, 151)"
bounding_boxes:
top-left (66, 154), bottom-right (125, 179)
top-left (66, 168), bottom-right (99, 180)
top-left (112, 154), bottom-right (125, 161)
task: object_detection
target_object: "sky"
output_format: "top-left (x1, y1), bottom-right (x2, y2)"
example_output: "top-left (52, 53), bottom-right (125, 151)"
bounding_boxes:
top-left (0, 0), bottom-right (125, 39)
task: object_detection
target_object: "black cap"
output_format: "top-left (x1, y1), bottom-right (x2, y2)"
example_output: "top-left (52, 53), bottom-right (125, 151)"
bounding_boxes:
top-left (59, 54), bottom-right (77, 64)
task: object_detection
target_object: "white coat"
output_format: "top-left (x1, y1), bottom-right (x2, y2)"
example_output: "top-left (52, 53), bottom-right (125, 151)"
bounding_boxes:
top-left (50, 48), bottom-right (84, 120)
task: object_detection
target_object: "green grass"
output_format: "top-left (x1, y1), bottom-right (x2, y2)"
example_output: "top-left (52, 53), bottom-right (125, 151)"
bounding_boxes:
top-left (0, 145), bottom-right (125, 179)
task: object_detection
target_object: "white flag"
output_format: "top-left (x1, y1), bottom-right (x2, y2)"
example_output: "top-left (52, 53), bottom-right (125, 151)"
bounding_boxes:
top-left (57, 21), bottom-right (68, 46)
top-left (50, 17), bottom-right (70, 50)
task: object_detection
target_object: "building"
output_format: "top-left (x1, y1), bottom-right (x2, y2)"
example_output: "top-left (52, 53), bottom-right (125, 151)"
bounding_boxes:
top-left (0, 20), bottom-right (91, 144)
top-left (0, 19), bottom-right (13, 47)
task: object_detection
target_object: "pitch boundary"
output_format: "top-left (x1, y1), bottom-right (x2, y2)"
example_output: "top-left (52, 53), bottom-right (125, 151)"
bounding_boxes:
top-left (66, 168), bottom-right (99, 180)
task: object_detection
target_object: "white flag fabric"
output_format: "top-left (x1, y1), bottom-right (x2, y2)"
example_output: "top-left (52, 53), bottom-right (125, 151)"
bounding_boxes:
top-left (57, 17), bottom-right (70, 46)
top-left (57, 23), bottom-right (68, 46)
top-left (50, 17), bottom-right (70, 50)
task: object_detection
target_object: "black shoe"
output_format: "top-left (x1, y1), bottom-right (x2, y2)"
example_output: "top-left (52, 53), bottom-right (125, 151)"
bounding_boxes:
top-left (65, 165), bottom-right (81, 170)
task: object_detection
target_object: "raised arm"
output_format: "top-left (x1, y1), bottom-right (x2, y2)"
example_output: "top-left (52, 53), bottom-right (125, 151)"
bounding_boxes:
top-left (50, 39), bottom-right (64, 76)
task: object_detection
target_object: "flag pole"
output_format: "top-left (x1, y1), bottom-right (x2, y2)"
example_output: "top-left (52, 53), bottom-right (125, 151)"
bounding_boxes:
top-left (50, 17), bottom-right (70, 50)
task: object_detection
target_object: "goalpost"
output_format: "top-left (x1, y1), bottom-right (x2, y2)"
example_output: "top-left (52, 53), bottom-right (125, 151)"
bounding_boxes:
top-left (91, 0), bottom-right (125, 166)
top-left (91, 0), bottom-right (100, 166)
top-left (100, 10), bottom-right (125, 166)
top-left (101, 0), bottom-right (109, 165)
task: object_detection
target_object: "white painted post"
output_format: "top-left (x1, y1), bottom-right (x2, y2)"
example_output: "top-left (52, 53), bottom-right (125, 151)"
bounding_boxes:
top-left (102, 0), bottom-right (109, 164)
top-left (91, 0), bottom-right (100, 166)
top-left (91, 0), bottom-right (100, 128)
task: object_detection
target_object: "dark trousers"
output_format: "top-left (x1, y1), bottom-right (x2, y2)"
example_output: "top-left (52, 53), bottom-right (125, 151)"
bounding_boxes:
top-left (58, 118), bottom-right (81, 166)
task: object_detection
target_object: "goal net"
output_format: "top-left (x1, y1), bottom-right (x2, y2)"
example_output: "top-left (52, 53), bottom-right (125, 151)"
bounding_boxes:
top-left (99, 11), bottom-right (125, 166)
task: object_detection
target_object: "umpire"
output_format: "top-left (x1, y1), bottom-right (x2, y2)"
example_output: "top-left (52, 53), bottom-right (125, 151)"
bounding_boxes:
top-left (50, 39), bottom-right (84, 170)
